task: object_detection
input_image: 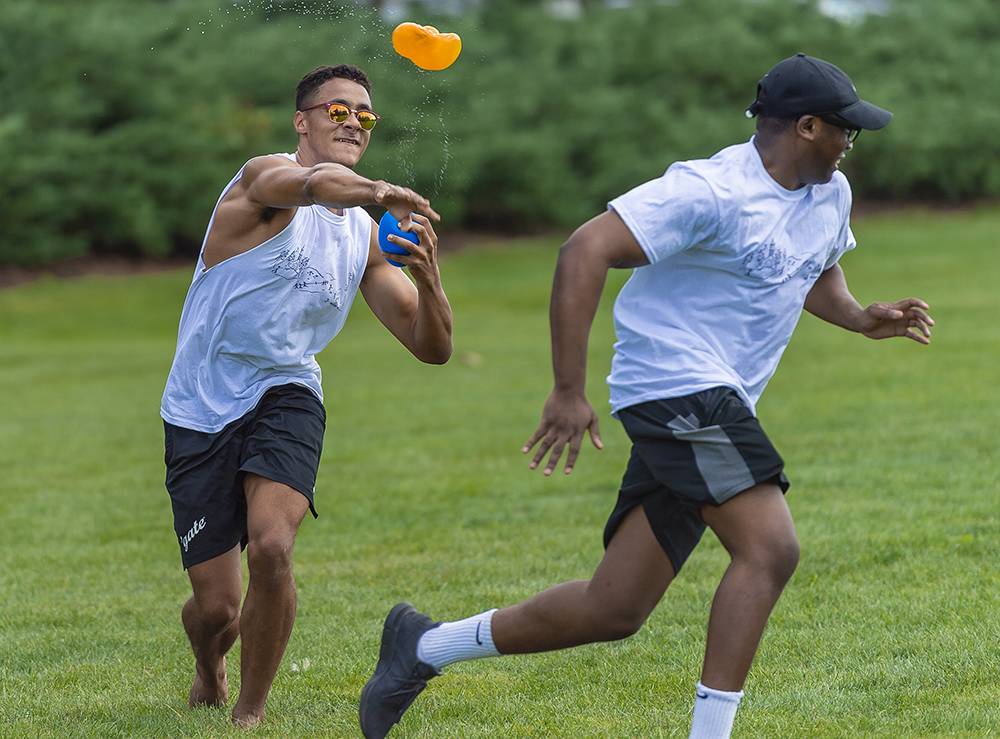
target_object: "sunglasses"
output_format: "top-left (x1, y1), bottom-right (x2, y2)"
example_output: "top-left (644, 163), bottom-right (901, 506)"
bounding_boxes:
top-left (300, 100), bottom-right (381, 131)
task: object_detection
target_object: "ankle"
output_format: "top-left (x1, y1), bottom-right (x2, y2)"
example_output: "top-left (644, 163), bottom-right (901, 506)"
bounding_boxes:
top-left (417, 609), bottom-right (499, 670)
top-left (195, 658), bottom-right (226, 681)
top-left (689, 681), bottom-right (743, 739)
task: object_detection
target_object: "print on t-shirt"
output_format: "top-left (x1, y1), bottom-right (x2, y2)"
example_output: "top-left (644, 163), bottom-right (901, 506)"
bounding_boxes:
top-left (272, 245), bottom-right (353, 309)
top-left (743, 241), bottom-right (823, 284)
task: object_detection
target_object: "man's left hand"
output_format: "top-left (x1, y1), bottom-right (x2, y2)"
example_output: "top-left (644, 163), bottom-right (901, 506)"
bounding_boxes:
top-left (384, 213), bottom-right (440, 285)
top-left (858, 298), bottom-right (934, 344)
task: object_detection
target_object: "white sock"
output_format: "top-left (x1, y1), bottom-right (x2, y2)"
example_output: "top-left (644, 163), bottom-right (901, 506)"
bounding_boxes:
top-left (689, 681), bottom-right (744, 739)
top-left (416, 609), bottom-right (499, 671)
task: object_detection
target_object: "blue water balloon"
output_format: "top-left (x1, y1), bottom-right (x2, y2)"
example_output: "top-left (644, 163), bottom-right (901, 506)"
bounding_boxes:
top-left (378, 211), bottom-right (419, 268)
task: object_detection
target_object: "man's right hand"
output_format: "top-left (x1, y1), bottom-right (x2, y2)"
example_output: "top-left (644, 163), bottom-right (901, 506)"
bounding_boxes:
top-left (519, 211), bottom-right (644, 478)
top-left (373, 181), bottom-right (441, 224)
top-left (522, 390), bottom-right (604, 476)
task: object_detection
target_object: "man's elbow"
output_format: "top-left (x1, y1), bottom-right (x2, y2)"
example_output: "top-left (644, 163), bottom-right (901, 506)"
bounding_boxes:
top-left (416, 342), bottom-right (453, 365)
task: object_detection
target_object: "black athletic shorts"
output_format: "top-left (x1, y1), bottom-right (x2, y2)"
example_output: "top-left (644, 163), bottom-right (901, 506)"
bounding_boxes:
top-left (163, 383), bottom-right (326, 569)
top-left (603, 386), bottom-right (790, 575)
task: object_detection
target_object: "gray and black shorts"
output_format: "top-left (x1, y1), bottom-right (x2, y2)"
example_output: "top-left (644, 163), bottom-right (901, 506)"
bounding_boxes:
top-left (604, 386), bottom-right (789, 574)
top-left (163, 383), bottom-right (325, 569)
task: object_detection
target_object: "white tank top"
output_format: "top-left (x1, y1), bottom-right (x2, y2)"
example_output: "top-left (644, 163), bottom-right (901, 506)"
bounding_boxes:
top-left (161, 153), bottom-right (372, 432)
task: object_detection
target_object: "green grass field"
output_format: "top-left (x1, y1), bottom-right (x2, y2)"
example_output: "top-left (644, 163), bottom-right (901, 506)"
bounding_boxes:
top-left (1, 208), bottom-right (998, 738)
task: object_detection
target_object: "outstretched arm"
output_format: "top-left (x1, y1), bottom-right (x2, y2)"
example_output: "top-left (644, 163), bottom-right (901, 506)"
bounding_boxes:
top-left (360, 215), bottom-right (452, 364)
top-left (201, 156), bottom-right (441, 271)
top-left (805, 264), bottom-right (934, 344)
top-left (522, 210), bottom-right (649, 476)
top-left (243, 155), bottom-right (440, 220)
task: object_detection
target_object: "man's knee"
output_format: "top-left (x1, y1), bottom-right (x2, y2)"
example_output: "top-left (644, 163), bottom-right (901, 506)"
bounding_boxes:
top-left (770, 535), bottom-right (800, 583)
top-left (205, 599), bottom-right (240, 630)
top-left (584, 591), bottom-right (653, 641)
top-left (742, 535), bottom-right (800, 586)
top-left (189, 593), bottom-right (240, 631)
top-left (247, 532), bottom-right (295, 581)
top-left (597, 608), bottom-right (649, 641)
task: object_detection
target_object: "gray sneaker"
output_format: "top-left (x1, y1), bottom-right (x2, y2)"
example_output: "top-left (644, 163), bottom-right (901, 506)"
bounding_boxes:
top-left (359, 602), bottom-right (441, 739)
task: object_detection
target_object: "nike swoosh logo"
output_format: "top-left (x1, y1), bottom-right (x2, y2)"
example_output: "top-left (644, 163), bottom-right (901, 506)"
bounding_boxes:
top-left (696, 692), bottom-right (709, 700)
top-left (475, 622), bottom-right (483, 646)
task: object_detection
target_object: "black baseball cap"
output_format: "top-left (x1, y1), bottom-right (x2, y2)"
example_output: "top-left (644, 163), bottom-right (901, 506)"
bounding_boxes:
top-left (745, 53), bottom-right (892, 130)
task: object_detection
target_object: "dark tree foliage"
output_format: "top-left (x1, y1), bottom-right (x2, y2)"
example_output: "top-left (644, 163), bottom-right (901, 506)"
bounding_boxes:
top-left (1, 0), bottom-right (997, 264)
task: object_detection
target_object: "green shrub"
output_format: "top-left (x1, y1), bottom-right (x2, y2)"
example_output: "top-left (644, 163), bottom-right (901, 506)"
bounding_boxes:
top-left (1, 0), bottom-right (997, 265)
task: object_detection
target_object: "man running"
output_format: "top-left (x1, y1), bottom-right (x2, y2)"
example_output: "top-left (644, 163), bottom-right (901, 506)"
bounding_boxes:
top-left (161, 64), bottom-right (452, 727)
top-left (359, 54), bottom-right (934, 738)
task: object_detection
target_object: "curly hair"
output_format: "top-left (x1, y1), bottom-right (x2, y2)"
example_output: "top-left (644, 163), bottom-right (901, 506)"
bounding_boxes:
top-left (295, 65), bottom-right (372, 110)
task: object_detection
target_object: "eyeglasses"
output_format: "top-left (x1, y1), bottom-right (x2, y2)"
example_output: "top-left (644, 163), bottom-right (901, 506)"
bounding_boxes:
top-left (300, 100), bottom-right (381, 131)
top-left (819, 116), bottom-right (861, 143)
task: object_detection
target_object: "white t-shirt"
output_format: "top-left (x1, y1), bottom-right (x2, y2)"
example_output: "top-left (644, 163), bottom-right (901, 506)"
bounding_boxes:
top-left (606, 137), bottom-right (856, 416)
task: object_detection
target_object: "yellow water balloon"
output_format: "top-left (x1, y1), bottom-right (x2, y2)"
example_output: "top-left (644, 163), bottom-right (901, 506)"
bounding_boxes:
top-left (392, 22), bottom-right (462, 71)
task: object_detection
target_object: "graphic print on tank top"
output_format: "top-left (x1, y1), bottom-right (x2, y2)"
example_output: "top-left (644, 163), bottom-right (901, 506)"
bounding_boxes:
top-left (272, 243), bottom-right (358, 310)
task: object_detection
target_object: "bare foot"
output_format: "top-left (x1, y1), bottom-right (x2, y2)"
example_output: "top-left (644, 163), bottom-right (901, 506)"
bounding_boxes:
top-left (188, 658), bottom-right (229, 708)
top-left (231, 706), bottom-right (265, 729)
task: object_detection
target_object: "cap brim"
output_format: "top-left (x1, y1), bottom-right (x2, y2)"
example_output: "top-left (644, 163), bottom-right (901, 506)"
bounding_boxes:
top-left (829, 99), bottom-right (892, 130)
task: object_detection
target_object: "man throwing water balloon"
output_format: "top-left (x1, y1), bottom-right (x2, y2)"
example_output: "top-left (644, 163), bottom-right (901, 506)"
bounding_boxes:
top-left (359, 54), bottom-right (934, 738)
top-left (160, 64), bottom-right (452, 728)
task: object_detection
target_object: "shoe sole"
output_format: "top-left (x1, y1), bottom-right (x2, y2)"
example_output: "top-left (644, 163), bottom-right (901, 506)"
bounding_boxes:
top-left (359, 602), bottom-right (413, 739)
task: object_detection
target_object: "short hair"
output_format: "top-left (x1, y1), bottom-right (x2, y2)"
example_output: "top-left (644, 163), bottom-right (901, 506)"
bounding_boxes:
top-left (755, 115), bottom-right (796, 137)
top-left (295, 65), bottom-right (372, 110)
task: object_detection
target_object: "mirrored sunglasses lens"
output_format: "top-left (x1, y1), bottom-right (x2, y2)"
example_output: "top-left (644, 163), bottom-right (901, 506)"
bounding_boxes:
top-left (327, 105), bottom-right (350, 122)
top-left (358, 113), bottom-right (378, 130)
